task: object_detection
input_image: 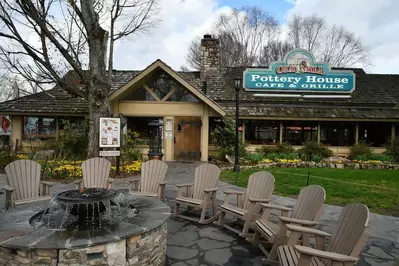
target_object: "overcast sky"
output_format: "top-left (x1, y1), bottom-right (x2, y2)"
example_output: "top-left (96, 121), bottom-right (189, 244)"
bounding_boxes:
top-left (111, 0), bottom-right (399, 74)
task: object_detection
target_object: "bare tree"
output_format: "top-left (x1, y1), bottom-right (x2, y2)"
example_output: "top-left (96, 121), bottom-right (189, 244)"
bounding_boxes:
top-left (184, 6), bottom-right (279, 69)
top-left (107, 0), bottom-right (160, 83)
top-left (0, 0), bottom-right (158, 157)
top-left (258, 40), bottom-right (293, 66)
top-left (184, 8), bottom-right (369, 69)
top-left (288, 14), bottom-right (369, 67)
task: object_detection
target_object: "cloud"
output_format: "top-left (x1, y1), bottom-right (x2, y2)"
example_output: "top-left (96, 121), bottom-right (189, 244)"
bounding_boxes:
top-left (285, 0), bottom-right (399, 74)
top-left (112, 0), bottom-right (231, 70)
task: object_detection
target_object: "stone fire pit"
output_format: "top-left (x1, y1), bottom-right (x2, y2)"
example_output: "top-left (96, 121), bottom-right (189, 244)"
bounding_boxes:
top-left (0, 190), bottom-right (170, 266)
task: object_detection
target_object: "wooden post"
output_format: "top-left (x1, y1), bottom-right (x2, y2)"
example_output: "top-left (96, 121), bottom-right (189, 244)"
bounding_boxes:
top-left (317, 122), bottom-right (321, 144)
top-left (279, 121), bottom-right (283, 144)
top-left (392, 123), bottom-right (396, 139)
top-left (55, 118), bottom-right (60, 140)
top-left (355, 123), bottom-right (359, 144)
top-left (242, 121), bottom-right (245, 142)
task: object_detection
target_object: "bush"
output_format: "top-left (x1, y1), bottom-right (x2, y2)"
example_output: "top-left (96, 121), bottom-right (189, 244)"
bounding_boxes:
top-left (121, 130), bottom-right (142, 162)
top-left (57, 118), bottom-right (89, 159)
top-left (257, 142), bottom-right (294, 155)
top-left (298, 141), bottom-right (333, 158)
top-left (385, 138), bottom-right (399, 162)
top-left (354, 154), bottom-right (394, 163)
top-left (310, 154), bottom-right (323, 163)
top-left (244, 153), bottom-right (264, 163)
top-left (211, 118), bottom-right (246, 160)
top-left (348, 141), bottom-right (372, 160)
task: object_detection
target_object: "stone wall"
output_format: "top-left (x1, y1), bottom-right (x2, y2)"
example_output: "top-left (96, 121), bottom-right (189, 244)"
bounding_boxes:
top-left (0, 222), bottom-right (167, 266)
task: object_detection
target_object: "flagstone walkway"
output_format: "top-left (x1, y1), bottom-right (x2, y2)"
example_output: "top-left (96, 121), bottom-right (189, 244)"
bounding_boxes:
top-left (0, 161), bottom-right (398, 265)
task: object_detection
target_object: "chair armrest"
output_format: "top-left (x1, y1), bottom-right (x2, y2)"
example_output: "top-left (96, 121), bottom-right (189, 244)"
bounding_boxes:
top-left (223, 189), bottom-right (246, 195)
top-left (72, 179), bottom-right (83, 184)
top-left (248, 198), bottom-right (270, 203)
top-left (176, 183), bottom-right (193, 188)
top-left (286, 224), bottom-right (331, 237)
top-left (2, 185), bottom-right (15, 192)
top-left (204, 187), bottom-right (218, 193)
top-left (295, 245), bottom-right (358, 262)
top-left (40, 181), bottom-right (55, 187)
top-left (127, 177), bottom-right (140, 182)
top-left (279, 216), bottom-right (320, 226)
top-left (159, 181), bottom-right (166, 185)
top-left (108, 178), bottom-right (115, 183)
top-left (261, 203), bottom-right (293, 212)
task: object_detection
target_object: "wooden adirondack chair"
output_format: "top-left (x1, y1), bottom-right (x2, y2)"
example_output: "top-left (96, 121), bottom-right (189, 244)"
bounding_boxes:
top-left (131, 160), bottom-right (168, 200)
top-left (174, 163), bottom-right (220, 224)
top-left (73, 157), bottom-right (113, 189)
top-left (2, 160), bottom-right (54, 209)
top-left (252, 185), bottom-right (326, 262)
top-left (216, 171), bottom-right (275, 237)
top-left (276, 203), bottom-right (369, 266)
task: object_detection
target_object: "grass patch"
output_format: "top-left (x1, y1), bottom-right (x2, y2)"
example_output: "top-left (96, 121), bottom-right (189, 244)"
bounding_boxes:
top-left (221, 168), bottom-right (399, 216)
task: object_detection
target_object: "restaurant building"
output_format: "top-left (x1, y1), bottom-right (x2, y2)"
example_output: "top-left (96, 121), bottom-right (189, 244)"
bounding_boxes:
top-left (0, 35), bottom-right (398, 161)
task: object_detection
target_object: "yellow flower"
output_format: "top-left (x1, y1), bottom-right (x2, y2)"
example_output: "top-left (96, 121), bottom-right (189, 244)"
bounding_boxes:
top-left (16, 154), bottom-right (29, 159)
top-left (263, 159), bottom-right (272, 163)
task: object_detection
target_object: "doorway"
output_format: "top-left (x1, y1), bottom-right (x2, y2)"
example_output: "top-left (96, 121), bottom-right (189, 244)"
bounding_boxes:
top-left (174, 116), bottom-right (201, 161)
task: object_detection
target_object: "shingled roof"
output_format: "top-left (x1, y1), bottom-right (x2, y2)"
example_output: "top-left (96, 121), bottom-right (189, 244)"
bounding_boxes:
top-left (0, 63), bottom-right (399, 120)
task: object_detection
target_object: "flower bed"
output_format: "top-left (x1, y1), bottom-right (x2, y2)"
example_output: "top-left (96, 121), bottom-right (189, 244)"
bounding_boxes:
top-left (11, 155), bottom-right (143, 181)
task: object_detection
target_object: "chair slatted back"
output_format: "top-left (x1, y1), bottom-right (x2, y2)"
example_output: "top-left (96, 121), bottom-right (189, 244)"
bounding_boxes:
top-left (140, 160), bottom-right (168, 193)
top-left (291, 185), bottom-right (326, 220)
top-left (243, 171), bottom-right (275, 212)
top-left (5, 160), bottom-right (41, 201)
top-left (82, 157), bottom-right (111, 188)
top-left (192, 164), bottom-right (220, 200)
top-left (322, 203), bottom-right (369, 265)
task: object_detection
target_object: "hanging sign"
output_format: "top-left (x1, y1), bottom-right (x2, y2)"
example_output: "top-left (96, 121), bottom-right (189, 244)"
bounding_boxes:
top-left (243, 49), bottom-right (355, 93)
top-left (99, 117), bottom-right (121, 148)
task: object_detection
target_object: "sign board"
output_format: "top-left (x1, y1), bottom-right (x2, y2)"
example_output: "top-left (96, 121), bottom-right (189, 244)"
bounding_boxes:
top-left (243, 49), bottom-right (355, 93)
top-left (165, 131), bottom-right (173, 139)
top-left (99, 117), bottom-right (121, 148)
top-left (99, 150), bottom-right (121, 157)
top-left (165, 119), bottom-right (172, 131)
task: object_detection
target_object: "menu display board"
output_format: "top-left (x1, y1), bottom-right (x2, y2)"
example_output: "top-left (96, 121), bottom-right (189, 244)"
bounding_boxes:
top-left (99, 118), bottom-right (120, 148)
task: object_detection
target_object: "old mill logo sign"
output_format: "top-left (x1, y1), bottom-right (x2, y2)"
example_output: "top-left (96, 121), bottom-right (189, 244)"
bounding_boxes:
top-left (243, 49), bottom-right (355, 93)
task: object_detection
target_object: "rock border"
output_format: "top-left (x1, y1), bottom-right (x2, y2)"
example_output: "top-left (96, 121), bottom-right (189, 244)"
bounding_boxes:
top-left (220, 161), bottom-right (399, 171)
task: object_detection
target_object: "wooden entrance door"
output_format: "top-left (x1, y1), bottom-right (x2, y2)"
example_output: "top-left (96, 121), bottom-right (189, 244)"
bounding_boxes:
top-left (174, 116), bottom-right (201, 161)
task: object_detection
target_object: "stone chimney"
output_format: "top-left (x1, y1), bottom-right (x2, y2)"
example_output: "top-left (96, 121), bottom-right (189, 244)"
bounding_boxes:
top-left (200, 34), bottom-right (220, 81)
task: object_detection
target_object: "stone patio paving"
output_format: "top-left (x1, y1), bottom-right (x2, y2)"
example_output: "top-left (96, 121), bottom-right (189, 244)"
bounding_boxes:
top-left (1, 161), bottom-right (398, 266)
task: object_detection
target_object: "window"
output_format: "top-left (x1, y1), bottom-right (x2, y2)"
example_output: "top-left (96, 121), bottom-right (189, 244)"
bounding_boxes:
top-left (126, 117), bottom-right (162, 145)
top-left (245, 120), bottom-right (280, 145)
top-left (358, 122), bottom-right (392, 147)
top-left (59, 117), bottom-right (86, 133)
top-left (283, 121), bottom-right (318, 145)
top-left (166, 87), bottom-right (199, 102)
top-left (124, 87), bottom-right (156, 101)
top-left (23, 116), bottom-right (56, 140)
top-left (320, 122), bottom-right (355, 146)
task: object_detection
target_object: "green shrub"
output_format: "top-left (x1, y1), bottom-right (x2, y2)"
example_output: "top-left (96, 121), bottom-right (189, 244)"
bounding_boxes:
top-left (385, 138), bottom-right (399, 162)
top-left (0, 153), bottom-right (15, 170)
top-left (57, 118), bottom-right (89, 159)
top-left (348, 141), bottom-right (372, 160)
top-left (121, 130), bottom-right (142, 162)
top-left (244, 153), bottom-right (265, 163)
top-left (354, 154), bottom-right (394, 163)
top-left (310, 154), bottom-right (323, 162)
top-left (211, 118), bottom-right (246, 160)
top-left (257, 142), bottom-right (294, 155)
top-left (277, 142), bottom-right (295, 153)
top-left (298, 141), bottom-right (333, 158)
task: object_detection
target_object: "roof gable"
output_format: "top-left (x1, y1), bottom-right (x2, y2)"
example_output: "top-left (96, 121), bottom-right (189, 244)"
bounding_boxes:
top-left (109, 59), bottom-right (226, 116)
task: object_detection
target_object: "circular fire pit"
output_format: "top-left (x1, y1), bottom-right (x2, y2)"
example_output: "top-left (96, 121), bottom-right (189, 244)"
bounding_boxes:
top-left (0, 190), bottom-right (170, 266)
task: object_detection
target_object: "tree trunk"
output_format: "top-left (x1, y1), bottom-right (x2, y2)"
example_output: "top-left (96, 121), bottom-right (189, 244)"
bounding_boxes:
top-left (83, 10), bottom-right (111, 158)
